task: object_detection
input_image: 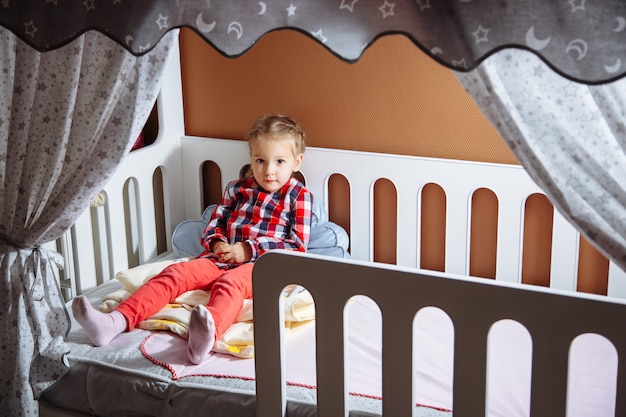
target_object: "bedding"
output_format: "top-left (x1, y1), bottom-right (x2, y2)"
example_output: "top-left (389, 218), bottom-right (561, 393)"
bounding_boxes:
top-left (99, 260), bottom-right (315, 359)
top-left (42, 270), bottom-right (454, 417)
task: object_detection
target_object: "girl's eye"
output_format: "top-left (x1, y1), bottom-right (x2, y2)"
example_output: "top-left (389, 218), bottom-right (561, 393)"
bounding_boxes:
top-left (277, 159), bottom-right (285, 164)
top-left (256, 159), bottom-right (264, 164)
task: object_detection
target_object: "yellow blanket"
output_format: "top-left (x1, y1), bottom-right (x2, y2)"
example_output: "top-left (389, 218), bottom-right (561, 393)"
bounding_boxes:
top-left (99, 258), bottom-right (315, 359)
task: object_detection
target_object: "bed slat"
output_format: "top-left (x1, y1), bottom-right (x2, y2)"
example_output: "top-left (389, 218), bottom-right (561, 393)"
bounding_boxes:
top-left (314, 296), bottom-right (350, 416)
top-left (617, 353), bottom-right (626, 417)
top-left (395, 183), bottom-right (419, 268)
top-left (494, 197), bottom-right (524, 283)
top-left (380, 294), bottom-right (421, 416)
top-left (104, 190), bottom-right (130, 275)
top-left (69, 211), bottom-right (98, 294)
top-left (444, 189), bottom-right (471, 276)
top-left (451, 323), bottom-right (489, 416)
top-left (549, 210), bottom-right (580, 292)
top-left (347, 178), bottom-right (374, 262)
top-left (608, 261), bottom-right (626, 298)
top-left (528, 337), bottom-right (570, 416)
top-left (136, 176), bottom-right (158, 264)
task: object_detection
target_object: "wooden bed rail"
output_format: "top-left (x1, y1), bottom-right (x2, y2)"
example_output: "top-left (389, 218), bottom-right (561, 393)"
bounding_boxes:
top-left (253, 251), bottom-right (626, 417)
top-left (52, 135), bottom-right (626, 300)
top-left (182, 136), bottom-right (626, 298)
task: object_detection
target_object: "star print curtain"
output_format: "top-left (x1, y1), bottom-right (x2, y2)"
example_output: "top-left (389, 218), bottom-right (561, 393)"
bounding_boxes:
top-left (2, 0), bottom-right (626, 414)
top-left (0, 27), bottom-right (178, 416)
top-left (455, 49), bottom-right (626, 275)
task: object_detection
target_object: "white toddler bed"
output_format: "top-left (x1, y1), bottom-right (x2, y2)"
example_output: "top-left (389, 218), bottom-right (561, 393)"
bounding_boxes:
top-left (39, 54), bottom-right (626, 417)
top-left (39, 135), bottom-right (626, 417)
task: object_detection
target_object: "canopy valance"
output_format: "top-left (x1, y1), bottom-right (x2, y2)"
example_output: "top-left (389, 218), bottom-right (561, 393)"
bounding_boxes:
top-left (1, 0), bottom-right (625, 84)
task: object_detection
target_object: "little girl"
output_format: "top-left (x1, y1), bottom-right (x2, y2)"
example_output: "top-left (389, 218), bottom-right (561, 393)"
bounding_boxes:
top-left (72, 114), bottom-right (313, 364)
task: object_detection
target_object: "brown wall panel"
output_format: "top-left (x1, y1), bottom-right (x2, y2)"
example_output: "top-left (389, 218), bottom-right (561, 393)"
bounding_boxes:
top-left (180, 28), bottom-right (515, 163)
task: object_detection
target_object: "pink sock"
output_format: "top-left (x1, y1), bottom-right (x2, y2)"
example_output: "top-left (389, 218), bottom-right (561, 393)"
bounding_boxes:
top-left (72, 295), bottom-right (127, 346)
top-left (187, 305), bottom-right (216, 364)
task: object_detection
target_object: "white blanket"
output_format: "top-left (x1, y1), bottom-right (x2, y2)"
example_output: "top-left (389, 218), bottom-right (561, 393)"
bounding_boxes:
top-left (99, 258), bottom-right (315, 358)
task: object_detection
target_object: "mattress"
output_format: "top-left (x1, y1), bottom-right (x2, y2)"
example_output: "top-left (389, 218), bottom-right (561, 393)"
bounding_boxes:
top-left (41, 255), bottom-right (450, 417)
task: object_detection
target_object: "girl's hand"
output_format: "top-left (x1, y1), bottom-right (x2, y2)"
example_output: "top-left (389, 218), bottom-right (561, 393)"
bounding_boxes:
top-left (212, 241), bottom-right (251, 263)
top-left (229, 242), bottom-right (252, 263)
top-left (212, 241), bottom-right (231, 263)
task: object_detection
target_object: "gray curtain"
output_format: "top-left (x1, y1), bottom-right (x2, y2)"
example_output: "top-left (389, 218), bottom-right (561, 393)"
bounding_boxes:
top-left (456, 49), bottom-right (626, 273)
top-left (0, 28), bottom-right (179, 416)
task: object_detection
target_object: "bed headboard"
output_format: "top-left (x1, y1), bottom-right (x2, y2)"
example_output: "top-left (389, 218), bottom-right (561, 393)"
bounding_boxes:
top-left (51, 134), bottom-right (626, 299)
top-left (181, 136), bottom-right (626, 296)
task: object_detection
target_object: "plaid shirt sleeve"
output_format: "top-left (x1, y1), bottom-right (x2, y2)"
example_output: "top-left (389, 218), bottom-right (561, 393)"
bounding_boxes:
top-left (246, 184), bottom-right (313, 261)
top-left (201, 180), bottom-right (239, 251)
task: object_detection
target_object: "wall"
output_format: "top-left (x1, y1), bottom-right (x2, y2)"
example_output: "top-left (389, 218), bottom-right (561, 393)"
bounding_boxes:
top-left (180, 28), bottom-right (513, 162)
top-left (178, 28), bottom-right (607, 294)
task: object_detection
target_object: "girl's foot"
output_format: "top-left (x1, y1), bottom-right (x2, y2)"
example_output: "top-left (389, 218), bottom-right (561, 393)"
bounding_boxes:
top-left (72, 295), bottom-right (127, 346)
top-left (187, 304), bottom-right (216, 364)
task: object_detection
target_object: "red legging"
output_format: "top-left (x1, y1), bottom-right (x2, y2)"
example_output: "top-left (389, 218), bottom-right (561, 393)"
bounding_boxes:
top-left (116, 258), bottom-right (253, 338)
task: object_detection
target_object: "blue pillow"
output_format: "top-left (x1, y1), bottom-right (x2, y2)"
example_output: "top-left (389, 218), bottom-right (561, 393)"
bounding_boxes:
top-left (172, 203), bottom-right (350, 258)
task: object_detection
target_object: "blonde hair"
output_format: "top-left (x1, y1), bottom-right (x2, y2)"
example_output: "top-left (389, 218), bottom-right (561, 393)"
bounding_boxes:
top-left (247, 114), bottom-right (306, 156)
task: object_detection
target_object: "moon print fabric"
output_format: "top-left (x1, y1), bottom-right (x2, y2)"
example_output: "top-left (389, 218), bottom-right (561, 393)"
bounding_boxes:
top-left (0, 0), bottom-right (625, 84)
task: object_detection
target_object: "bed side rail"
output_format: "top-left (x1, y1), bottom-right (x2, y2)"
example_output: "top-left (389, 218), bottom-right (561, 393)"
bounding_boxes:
top-left (253, 251), bottom-right (626, 417)
top-left (51, 141), bottom-right (186, 298)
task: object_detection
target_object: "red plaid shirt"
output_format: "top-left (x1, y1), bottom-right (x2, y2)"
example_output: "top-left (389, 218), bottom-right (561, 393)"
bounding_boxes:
top-left (201, 176), bottom-right (313, 268)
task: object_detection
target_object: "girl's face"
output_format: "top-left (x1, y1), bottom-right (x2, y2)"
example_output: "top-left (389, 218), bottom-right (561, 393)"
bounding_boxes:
top-left (250, 134), bottom-right (303, 193)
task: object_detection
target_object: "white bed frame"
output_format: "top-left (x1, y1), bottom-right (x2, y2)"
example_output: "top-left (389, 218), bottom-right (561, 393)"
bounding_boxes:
top-left (253, 251), bottom-right (626, 416)
top-left (41, 41), bottom-right (626, 417)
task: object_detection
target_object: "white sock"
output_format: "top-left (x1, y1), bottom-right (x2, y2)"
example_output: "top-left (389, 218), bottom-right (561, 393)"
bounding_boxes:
top-left (72, 295), bottom-right (127, 346)
top-left (187, 304), bottom-right (216, 364)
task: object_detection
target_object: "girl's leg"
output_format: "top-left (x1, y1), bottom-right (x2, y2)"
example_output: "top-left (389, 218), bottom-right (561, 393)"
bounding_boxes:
top-left (117, 257), bottom-right (222, 328)
top-left (72, 296), bottom-right (127, 346)
top-left (73, 258), bottom-right (221, 346)
top-left (207, 263), bottom-right (254, 337)
top-left (187, 263), bottom-right (254, 363)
